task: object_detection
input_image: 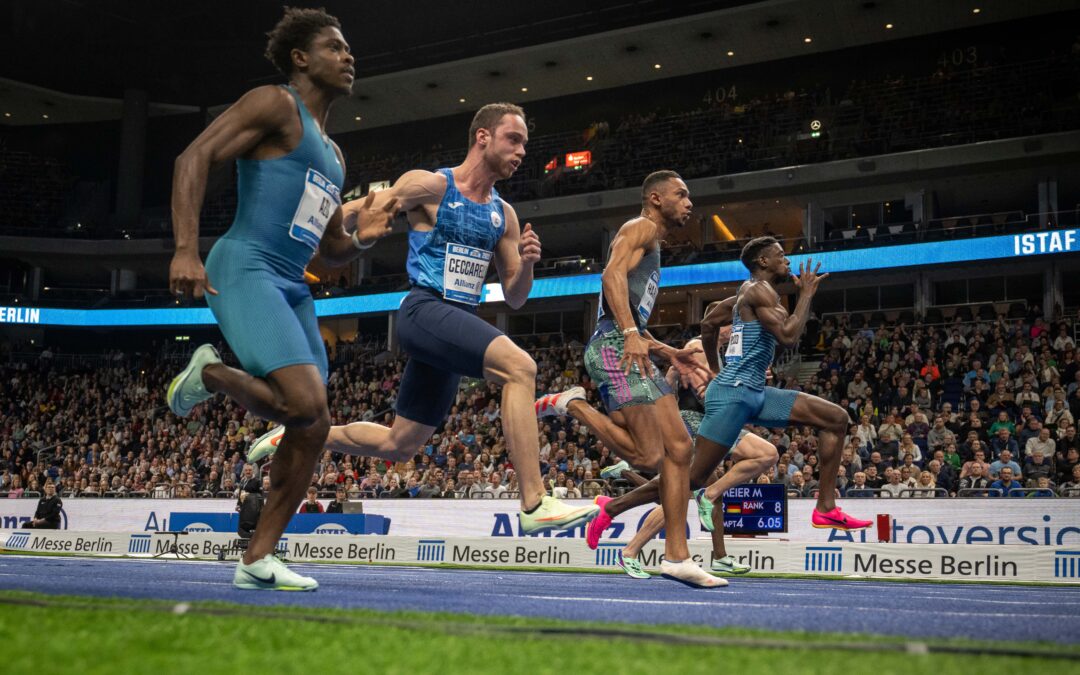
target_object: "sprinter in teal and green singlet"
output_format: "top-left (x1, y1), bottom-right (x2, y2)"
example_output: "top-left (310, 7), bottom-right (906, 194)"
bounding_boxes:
top-left (165, 7), bottom-right (397, 591)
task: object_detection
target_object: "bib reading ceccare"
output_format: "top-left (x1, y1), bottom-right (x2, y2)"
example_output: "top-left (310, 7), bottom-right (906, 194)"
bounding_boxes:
top-left (637, 269), bottom-right (660, 322)
top-left (726, 323), bottom-right (744, 362)
top-left (289, 167), bottom-right (341, 250)
top-left (443, 243), bottom-right (492, 305)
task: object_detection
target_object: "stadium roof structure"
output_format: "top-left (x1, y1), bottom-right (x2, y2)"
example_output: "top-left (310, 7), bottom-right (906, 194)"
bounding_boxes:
top-left (0, 0), bottom-right (1074, 131)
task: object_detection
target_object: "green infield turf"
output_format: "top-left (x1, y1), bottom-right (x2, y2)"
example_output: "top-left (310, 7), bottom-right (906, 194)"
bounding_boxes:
top-left (0, 591), bottom-right (1077, 675)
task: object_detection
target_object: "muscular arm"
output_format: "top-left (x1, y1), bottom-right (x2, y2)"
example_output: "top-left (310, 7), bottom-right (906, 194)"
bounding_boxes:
top-left (493, 204), bottom-right (535, 310)
top-left (600, 218), bottom-right (656, 332)
top-left (172, 86), bottom-right (293, 259)
top-left (319, 169), bottom-right (437, 266)
top-left (701, 297), bottom-right (736, 373)
top-left (746, 282), bottom-right (814, 348)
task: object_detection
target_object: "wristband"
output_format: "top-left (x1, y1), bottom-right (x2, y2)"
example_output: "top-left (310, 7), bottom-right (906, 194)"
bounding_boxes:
top-left (351, 231), bottom-right (375, 251)
top-left (622, 327), bottom-right (639, 336)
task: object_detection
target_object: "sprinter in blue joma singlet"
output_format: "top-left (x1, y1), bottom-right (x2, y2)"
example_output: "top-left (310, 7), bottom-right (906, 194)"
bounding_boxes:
top-left (165, 8), bottom-right (396, 591)
top-left (246, 103), bottom-right (599, 535)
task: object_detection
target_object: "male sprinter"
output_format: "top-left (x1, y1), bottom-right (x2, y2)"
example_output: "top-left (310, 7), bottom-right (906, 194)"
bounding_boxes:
top-left (572, 170), bottom-right (720, 587)
top-left (537, 334), bottom-right (768, 579)
top-left (249, 103), bottom-right (598, 533)
top-left (570, 238), bottom-right (871, 536)
top-left (167, 8), bottom-right (396, 591)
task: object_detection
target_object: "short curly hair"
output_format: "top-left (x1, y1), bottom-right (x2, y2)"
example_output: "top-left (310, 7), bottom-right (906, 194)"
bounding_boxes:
top-left (264, 6), bottom-right (342, 77)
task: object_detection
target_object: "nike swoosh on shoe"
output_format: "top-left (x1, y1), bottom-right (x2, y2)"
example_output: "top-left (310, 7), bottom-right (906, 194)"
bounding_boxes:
top-left (245, 571), bottom-right (276, 585)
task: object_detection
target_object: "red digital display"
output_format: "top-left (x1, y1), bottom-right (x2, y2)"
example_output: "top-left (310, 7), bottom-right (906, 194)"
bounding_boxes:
top-left (565, 151), bottom-right (591, 169)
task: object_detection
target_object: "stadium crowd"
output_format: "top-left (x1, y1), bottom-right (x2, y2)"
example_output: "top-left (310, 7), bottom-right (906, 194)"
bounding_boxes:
top-left (3, 47), bottom-right (1076, 239)
top-left (2, 304), bottom-right (1080, 505)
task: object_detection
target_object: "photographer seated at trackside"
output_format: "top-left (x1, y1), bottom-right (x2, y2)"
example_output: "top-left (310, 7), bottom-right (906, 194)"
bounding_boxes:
top-left (24, 481), bottom-right (62, 529)
top-left (325, 486), bottom-right (347, 513)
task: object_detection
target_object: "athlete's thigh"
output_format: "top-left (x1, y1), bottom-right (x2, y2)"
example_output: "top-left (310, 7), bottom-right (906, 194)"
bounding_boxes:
top-left (397, 290), bottom-right (501, 379)
top-left (652, 394), bottom-right (692, 445)
top-left (395, 357), bottom-right (460, 428)
top-left (289, 289), bottom-right (328, 383)
top-left (691, 433), bottom-right (732, 482)
top-left (730, 429), bottom-right (777, 465)
top-left (617, 402), bottom-right (665, 450)
top-left (787, 391), bottom-right (844, 428)
top-left (206, 271), bottom-right (315, 379)
top-left (698, 382), bottom-right (759, 447)
top-left (387, 415), bottom-right (440, 451)
top-left (750, 386), bottom-right (799, 429)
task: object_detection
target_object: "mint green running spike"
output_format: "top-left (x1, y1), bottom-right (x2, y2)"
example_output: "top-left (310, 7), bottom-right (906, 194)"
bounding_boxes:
top-left (695, 488), bottom-right (716, 532)
top-left (618, 551), bottom-right (651, 579)
top-left (711, 555), bottom-right (751, 575)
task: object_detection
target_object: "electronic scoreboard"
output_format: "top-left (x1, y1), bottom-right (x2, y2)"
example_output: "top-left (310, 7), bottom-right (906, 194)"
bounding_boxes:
top-left (719, 483), bottom-right (788, 534)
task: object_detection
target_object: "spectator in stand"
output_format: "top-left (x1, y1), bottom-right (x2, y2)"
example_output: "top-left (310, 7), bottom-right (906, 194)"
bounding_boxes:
top-left (989, 449), bottom-right (1023, 480)
top-left (877, 413), bottom-right (903, 459)
top-left (298, 486), bottom-right (324, 513)
top-left (844, 471), bottom-right (869, 496)
top-left (847, 371), bottom-right (871, 400)
top-left (989, 411), bottom-right (1017, 437)
top-left (1053, 326), bottom-right (1075, 353)
top-left (1023, 450), bottom-right (1054, 488)
top-left (1059, 464), bottom-right (1080, 496)
top-left (905, 470), bottom-right (937, 497)
top-left (880, 469), bottom-right (904, 497)
top-left (942, 442), bottom-right (963, 473)
top-left (417, 472), bottom-right (442, 498)
top-left (864, 465), bottom-right (883, 489)
top-left (1057, 446), bottom-right (1080, 484)
top-left (990, 428), bottom-right (1019, 460)
top-left (928, 456), bottom-right (955, 493)
top-left (990, 467), bottom-right (1023, 497)
top-left (1017, 417), bottom-right (1044, 450)
top-left (800, 465), bottom-right (819, 497)
top-left (1025, 426), bottom-right (1055, 459)
top-left (959, 462), bottom-right (990, 493)
top-left (897, 434), bottom-right (923, 468)
top-left (1047, 399), bottom-right (1074, 431)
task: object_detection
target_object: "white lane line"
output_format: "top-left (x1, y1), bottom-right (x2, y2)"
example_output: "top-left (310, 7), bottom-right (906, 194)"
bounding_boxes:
top-left (511, 594), bottom-right (1080, 620)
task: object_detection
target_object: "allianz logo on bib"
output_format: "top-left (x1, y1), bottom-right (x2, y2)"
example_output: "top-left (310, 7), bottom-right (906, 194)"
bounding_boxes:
top-left (418, 539), bottom-right (446, 562)
top-left (805, 546), bottom-right (843, 572)
top-left (595, 543), bottom-right (622, 567)
top-left (5, 531), bottom-right (31, 550)
top-left (128, 534), bottom-right (152, 554)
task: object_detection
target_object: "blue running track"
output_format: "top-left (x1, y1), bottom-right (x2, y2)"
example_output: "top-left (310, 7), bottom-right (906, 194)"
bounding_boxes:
top-left (2, 556), bottom-right (1078, 645)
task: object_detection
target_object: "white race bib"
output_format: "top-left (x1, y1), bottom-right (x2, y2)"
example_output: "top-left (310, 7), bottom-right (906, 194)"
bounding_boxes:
top-left (637, 269), bottom-right (660, 322)
top-left (289, 167), bottom-right (341, 250)
top-left (726, 324), bottom-right (744, 361)
top-left (443, 243), bottom-right (492, 305)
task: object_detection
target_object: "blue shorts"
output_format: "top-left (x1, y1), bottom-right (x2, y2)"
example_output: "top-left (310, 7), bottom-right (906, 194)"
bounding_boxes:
top-left (205, 238), bottom-right (327, 382)
top-left (395, 287), bottom-right (504, 426)
top-left (698, 382), bottom-right (798, 447)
